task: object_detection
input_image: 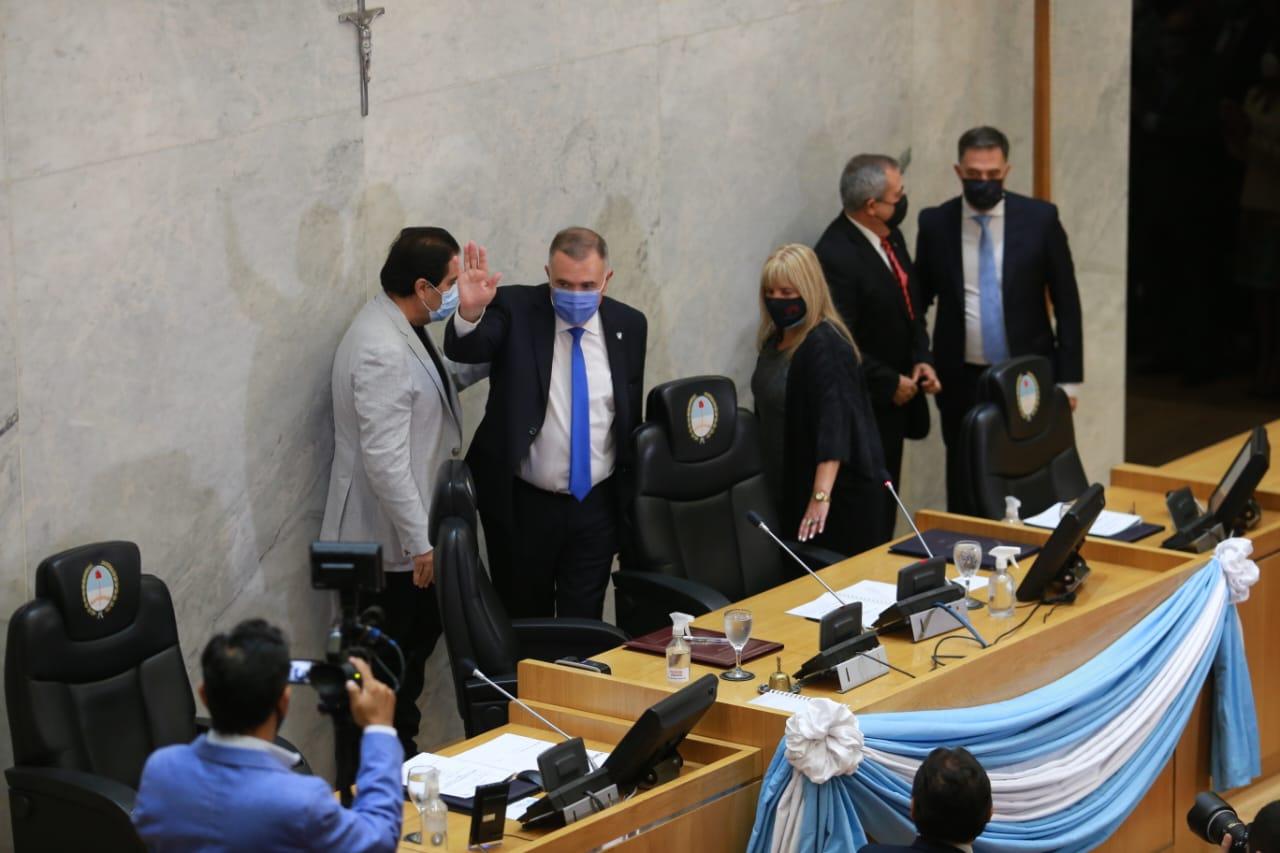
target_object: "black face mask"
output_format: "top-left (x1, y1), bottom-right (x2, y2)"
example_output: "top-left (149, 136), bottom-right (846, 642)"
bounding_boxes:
top-left (764, 297), bottom-right (807, 330)
top-left (962, 178), bottom-right (1004, 211)
top-left (884, 194), bottom-right (909, 229)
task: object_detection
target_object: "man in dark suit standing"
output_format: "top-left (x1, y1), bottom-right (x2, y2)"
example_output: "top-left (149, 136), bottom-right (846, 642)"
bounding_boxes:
top-left (815, 154), bottom-right (940, 540)
top-left (859, 746), bottom-right (992, 853)
top-left (445, 228), bottom-right (646, 619)
top-left (915, 126), bottom-right (1083, 512)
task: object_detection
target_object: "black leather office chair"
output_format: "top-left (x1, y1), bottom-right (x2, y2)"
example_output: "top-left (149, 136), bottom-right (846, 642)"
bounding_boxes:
top-left (613, 376), bottom-right (845, 637)
top-left (4, 540), bottom-right (308, 853)
top-left (431, 461), bottom-right (629, 737)
top-left (957, 356), bottom-right (1089, 519)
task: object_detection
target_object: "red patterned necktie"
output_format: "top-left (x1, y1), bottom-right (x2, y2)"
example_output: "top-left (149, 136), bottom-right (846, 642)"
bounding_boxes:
top-left (879, 236), bottom-right (915, 320)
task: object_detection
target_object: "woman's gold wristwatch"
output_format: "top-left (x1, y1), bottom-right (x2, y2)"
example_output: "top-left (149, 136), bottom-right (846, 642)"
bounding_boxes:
top-left (812, 491), bottom-right (830, 503)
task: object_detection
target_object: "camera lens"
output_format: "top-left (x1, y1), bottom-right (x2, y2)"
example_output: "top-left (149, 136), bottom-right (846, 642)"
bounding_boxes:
top-left (1189, 793), bottom-right (1248, 850)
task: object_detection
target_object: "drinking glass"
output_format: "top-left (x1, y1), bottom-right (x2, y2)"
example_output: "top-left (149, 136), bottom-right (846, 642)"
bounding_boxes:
top-left (405, 767), bottom-right (431, 844)
top-left (953, 540), bottom-right (984, 610)
top-left (721, 609), bottom-right (755, 681)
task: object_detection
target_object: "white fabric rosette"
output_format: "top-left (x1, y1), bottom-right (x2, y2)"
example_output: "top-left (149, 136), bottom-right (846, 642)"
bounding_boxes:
top-left (783, 698), bottom-right (864, 784)
top-left (1216, 537), bottom-right (1260, 604)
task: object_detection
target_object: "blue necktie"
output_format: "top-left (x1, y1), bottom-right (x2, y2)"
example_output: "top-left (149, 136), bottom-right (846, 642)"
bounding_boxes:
top-left (568, 327), bottom-right (591, 501)
top-left (974, 214), bottom-right (1010, 364)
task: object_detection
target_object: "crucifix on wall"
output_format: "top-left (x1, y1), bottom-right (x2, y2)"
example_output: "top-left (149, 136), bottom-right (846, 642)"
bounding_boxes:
top-left (340, 0), bottom-right (385, 117)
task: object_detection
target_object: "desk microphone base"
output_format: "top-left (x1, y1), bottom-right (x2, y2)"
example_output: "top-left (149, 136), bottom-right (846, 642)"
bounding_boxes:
top-left (909, 605), bottom-right (964, 642)
top-left (561, 783), bottom-right (621, 825)
top-left (834, 645), bottom-right (890, 692)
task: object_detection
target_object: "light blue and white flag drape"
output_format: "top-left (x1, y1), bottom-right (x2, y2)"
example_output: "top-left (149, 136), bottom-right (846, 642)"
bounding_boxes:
top-left (748, 538), bottom-right (1263, 853)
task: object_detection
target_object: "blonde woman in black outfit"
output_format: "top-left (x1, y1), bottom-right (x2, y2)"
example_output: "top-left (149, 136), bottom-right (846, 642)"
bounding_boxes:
top-left (753, 243), bottom-right (889, 555)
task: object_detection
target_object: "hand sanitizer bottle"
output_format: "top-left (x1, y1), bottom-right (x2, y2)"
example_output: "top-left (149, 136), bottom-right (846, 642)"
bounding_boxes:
top-left (1003, 496), bottom-right (1023, 525)
top-left (666, 612), bottom-right (693, 682)
top-left (988, 546), bottom-right (1019, 619)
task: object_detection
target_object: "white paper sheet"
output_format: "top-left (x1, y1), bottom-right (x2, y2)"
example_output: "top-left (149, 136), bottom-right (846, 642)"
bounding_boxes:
top-left (1024, 502), bottom-right (1143, 537)
top-left (749, 690), bottom-right (825, 713)
top-left (402, 733), bottom-right (609, 798)
top-left (506, 796), bottom-right (541, 821)
top-left (786, 576), bottom-right (988, 624)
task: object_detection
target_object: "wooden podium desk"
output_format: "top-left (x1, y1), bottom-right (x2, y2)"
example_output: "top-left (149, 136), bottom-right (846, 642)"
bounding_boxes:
top-left (1105, 446), bottom-right (1280, 813)
top-left (1153, 419), bottom-right (1280, 494)
top-left (395, 723), bottom-right (758, 852)
top-left (517, 514), bottom-right (1204, 852)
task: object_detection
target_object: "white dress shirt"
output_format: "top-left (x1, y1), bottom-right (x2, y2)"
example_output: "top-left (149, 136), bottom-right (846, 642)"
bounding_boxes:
top-left (454, 298), bottom-right (616, 493)
top-left (846, 213), bottom-right (891, 270)
top-left (959, 197), bottom-right (1079, 399)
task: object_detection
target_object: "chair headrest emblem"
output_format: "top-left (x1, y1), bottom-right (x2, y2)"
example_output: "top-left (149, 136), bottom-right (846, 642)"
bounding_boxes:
top-left (686, 392), bottom-right (720, 444)
top-left (81, 560), bottom-right (120, 619)
top-left (1015, 371), bottom-right (1041, 422)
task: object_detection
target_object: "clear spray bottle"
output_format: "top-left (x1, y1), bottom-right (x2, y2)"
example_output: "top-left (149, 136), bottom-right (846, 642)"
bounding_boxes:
top-left (666, 612), bottom-right (693, 682)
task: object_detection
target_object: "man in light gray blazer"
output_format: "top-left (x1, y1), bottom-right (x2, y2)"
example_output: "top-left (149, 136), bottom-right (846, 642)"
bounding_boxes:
top-left (320, 226), bottom-right (497, 755)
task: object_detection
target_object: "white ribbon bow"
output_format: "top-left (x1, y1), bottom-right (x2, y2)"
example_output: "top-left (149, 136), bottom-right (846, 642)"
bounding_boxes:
top-left (783, 698), bottom-right (864, 784)
top-left (1215, 537), bottom-right (1260, 604)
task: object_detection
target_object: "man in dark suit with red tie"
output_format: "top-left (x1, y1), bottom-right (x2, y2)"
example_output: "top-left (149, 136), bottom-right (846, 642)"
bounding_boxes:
top-left (445, 228), bottom-right (647, 619)
top-left (915, 126), bottom-right (1083, 512)
top-left (815, 154), bottom-right (940, 542)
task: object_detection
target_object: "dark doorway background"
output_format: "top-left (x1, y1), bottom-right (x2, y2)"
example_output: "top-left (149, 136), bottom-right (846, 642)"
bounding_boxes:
top-left (1127, 0), bottom-right (1280, 464)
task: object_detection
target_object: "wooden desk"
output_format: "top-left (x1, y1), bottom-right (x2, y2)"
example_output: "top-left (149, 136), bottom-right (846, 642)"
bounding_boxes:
top-left (519, 516), bottom-right (1205, 852)
top-left (1155, 420), bottom-right (1280, 493)
top-left (396, 723), bottom-right (758, 852)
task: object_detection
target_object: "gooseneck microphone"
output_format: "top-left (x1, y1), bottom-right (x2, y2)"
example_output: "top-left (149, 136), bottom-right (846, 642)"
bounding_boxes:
top-left (745, 510), bottom-right (845, 604)
top-left (462, 659), bottom-right (598, 771)
top-left (883, 479), bottom-right (934, 559)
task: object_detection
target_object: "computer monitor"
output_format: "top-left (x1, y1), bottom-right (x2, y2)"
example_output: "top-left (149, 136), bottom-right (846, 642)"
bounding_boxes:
top-left (603, 674), bottom-right (719, 795)
top-left (1207, 426), bottom-right (1270, 528)
top-left (1016, 483), bottom-right (1105, 603)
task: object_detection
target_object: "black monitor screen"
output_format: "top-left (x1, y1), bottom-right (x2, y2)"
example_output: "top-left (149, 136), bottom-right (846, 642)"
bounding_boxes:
top-left (1017, 483), bottom-right (1105, 603)
top-left (1208, 426), bottom-right (1269, 523)
top-left (604, 674), bottom-right (718, 795)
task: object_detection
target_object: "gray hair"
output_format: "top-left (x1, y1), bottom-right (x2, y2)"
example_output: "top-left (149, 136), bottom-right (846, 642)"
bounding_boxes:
top-left (840, 154), bottom-right (899, 213)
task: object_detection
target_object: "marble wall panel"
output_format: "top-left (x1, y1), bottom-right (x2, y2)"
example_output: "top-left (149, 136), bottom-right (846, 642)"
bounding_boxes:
top-left (371, 0), bottom-right (660, 106)
top-left (10, 109), bottom-right (367, 777)
top-left (0, 185), bottom-right (24, 847)
top-left (4, 0), bottom-right (356, 180)
top-left (655, 1), bottom-right (914, 393)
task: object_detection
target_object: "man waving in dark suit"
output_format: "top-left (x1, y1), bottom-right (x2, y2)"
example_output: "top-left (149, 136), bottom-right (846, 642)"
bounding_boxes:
top-left (915, 126), bottom-right (1083, 512)
top-left (445, 228), bottom-right (647, 619)
top-left (815, 154), bottom-right (939, 541)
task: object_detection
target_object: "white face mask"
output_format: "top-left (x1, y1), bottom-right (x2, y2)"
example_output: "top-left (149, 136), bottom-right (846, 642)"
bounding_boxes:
top-left (419, 282), bottom-right (459, 322)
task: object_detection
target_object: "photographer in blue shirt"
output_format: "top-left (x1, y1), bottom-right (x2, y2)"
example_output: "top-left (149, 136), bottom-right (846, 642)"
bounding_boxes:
top-left (133, 619), bottom-right (403, 853)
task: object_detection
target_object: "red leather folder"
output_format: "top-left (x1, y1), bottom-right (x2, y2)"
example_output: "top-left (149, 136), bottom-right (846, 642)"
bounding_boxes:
top-left (623, 626), bottom-right (783, 668)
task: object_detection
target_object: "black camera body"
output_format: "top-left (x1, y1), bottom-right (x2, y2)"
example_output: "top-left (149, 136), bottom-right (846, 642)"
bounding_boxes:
top-left (308, 542), bottom-right (389, 806)
top-left (1188, 792), bottom-right (1249, 851)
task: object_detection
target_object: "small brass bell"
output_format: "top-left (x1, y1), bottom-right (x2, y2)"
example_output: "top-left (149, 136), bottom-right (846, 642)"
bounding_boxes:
top-left (767, 656), bottom-right (792, 692)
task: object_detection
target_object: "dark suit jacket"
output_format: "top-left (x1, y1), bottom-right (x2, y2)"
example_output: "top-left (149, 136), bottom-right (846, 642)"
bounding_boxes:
top-left (814, 213), bottom-right (932, 440)
top-left (915, 191), bottom-right (1083, 386)
top-left (444, 284), bottom-right (648, 531)
top-left (860, 836), bottom-right (970, 853)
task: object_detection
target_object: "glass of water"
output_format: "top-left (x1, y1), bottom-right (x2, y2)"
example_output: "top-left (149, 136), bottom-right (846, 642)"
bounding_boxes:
top-left (721, 609), bottom-right (755, 682)
top-left (405, 767), bottom-right (431, 844)
top-left (953, 540), bottom-right (984, 610)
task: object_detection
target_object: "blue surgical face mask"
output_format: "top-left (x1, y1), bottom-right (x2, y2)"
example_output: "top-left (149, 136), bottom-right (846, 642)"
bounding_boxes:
top-left (421, 282), bottom-right (459, 322)
top-left (550, 286), bottom-right (601, 326)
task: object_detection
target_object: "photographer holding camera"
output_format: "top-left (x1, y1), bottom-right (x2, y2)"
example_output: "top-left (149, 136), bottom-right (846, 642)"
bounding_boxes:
top-left (133, 619), bottom-right (404, 853)
top-left (1190, 793), bottom-right (1280, 852)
